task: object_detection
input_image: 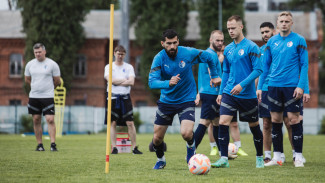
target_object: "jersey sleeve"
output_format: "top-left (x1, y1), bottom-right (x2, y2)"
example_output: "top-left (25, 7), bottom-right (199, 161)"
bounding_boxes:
top-left (24, 62), bottom-right (31, 76)
top-left (128, 64), bottom-right (136, 78)
top-left (297, 37), bottom-right (309, 89)
top-left (52, 62), bottom-right (61, 77)
top-left (257, 44), bottom-right (271, 90)
top-left (198, 50), bottom-right (219, 78)
top-left (240, 45), bottom-right (262, 89)
top-left (148, 55), bottom-right (170, 89)
top-left (104, 64), bottom-right (109, 80)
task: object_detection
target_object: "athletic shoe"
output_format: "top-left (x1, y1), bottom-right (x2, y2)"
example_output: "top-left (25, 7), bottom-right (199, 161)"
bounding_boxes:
top-left (237, 148), bottom-right (248, 156)
top-left (153, 161), bottom-right (166, 169)
top-left (294, 159), bottom-right (304, 168)
top-left (211, 157), bottom-right (229, 168)
top-left (50, 143), bottom-right (58, 151)
top-left (256, 157), bottom-right (264, 168)
top-left (111, 147), bottom-right (118, 154)
top-left (293, 155), bottom-right (306, 163)
top-left (264, 157), bottom-right (271, 164)
top-left (210, 146), bottom-right (218, 156)
top-left (228, 154), bottom-right (238, 159)
top-left (36, 144), bottom-right (45, 151)
top-left (281, 153), bottom-right (286, 163)
top-left (132, 146), bottom-right (143, 154)
top-left (264, 158), bottom-right (282, 166)
top-left (186, 142), bottom-right (196, 163)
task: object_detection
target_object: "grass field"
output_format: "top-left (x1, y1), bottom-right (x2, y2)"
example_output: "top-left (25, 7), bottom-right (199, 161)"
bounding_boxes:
top-left (1, 133), bottom-right (324, 183)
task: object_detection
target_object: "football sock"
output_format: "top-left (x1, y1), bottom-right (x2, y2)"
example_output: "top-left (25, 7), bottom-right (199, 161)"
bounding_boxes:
top-left (272, 122), bottom-right (283, 153)
top-left (234, 141), bottom-right (241, 148)
top-left (218, 125), bottom-right (229, 157)
top-left (194, 124), bottom-right (207, 148)
top-left (210, 142), bottom-right (217, 148)
top-left (153, 140), bottom-right (165, 158)
top-left (265, 151), bottom-right (272, 159)
top-left (291, 123), bottom-right (303, 153)
top-left (250, 124), bottom-right (263, 156)
top-left (213, 125), bottom-right (220, 151)
top-left (157, 156), bottom-right (166, 162)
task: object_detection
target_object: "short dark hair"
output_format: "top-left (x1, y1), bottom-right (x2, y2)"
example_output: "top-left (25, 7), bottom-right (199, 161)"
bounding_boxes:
top-left (114, 45), bottom-right (126, 53)
top-left (33, 43), bottom-right (46, 50)
top-left (260, 22), bottom-right (274, 29)
top-left (162, 29), bottom-right (178, 41)
top-left (227, 15), bottom-right (242, 24)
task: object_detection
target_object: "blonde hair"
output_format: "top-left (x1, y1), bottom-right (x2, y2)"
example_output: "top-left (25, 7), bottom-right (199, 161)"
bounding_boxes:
top-left (278, 11), bottom-right (292, 19)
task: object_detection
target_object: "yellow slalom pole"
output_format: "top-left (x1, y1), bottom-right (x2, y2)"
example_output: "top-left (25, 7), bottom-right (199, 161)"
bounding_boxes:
top-left (105, 4), bottom-right (114, 174)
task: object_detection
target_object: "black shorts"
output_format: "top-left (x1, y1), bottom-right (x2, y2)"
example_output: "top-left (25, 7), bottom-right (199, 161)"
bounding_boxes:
top-left (28, 98), bottom-right (55, 116)
top-left (104, 93), bottom-right (134, 126)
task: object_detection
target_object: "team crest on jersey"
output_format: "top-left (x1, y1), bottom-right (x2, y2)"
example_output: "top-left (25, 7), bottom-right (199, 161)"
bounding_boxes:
top-left (238, 49), bottom-right (244, 56)
top-left (179, 60), bottom-right (186, 68)
top-left (287, 41), bottom-right (293, 47)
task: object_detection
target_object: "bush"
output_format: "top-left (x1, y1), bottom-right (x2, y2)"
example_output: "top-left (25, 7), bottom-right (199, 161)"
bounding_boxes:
top-left (133, 112), bottom-right (143, 132)
top-left (20, 115), bottom-right (34, 133)
top-left (319, 116), bottom-right (325, 134)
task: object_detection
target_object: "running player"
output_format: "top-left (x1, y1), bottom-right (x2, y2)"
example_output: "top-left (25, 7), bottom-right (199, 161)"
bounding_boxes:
top-left (149, 29), bottom-right (221, 169)
top-left (211, 15), bottom-right (264, 168)
top-left (257, 11), bottom-right (308, 168)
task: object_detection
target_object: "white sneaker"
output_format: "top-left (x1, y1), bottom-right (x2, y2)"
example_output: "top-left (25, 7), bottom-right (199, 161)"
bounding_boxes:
top-left (264, 158), bottom-right (283, 166)
top-left (294, 159), bottom-right (304, 167)
top-left (302, 155), bottom-right (306, 163)
top-left (281, 153), bottom-right (286, 163)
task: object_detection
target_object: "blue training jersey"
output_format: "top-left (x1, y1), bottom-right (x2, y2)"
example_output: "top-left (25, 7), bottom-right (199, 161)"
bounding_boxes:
top-left (149, 46), bottom-right (219, 104)
top-left (257, 32), bottom-right (308, 90)
top-left (198, 48), bottom-right (222, 95)
top-left (219, 38), bottom-right (262, 99)
top-left (259, 44), bottom-right (269, 91)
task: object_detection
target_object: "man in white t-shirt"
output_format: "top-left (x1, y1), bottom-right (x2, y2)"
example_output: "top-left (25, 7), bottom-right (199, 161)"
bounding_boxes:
top-left (104, 45), bottom-right (142, 154)
top-left (24, 43), bottom-right (61, 151)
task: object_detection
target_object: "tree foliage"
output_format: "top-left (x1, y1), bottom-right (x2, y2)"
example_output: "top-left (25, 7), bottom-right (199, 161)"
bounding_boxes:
top-left (197, 0), bottom-right (245, 49)
top-left (18, 0), bottom-right (93, 91)
top-left (130, 0), bottom-right (189, 99)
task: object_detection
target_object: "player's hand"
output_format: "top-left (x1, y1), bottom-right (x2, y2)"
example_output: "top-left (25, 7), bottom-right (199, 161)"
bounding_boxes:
top-left (256, 90), bottom-right (262, 103)
top-left (303, 93), bottom-right (310, 103)
top-left (169, 74), bottom-right (181, 86)
top-left (195, 94), bottom-right (200, 106)
top-left (217, 95), bottom-right (222, 105)
top-left (293, 87), bottom-right (303, 100)
top-left (230, 84), bottom-right (243, 95)
top-left (210, 77), bottom-right (221, 87)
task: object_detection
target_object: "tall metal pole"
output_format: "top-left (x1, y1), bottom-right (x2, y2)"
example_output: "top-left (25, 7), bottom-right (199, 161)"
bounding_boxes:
top-left (120, 0), bottom-right (130, 63)
top-left (218, 0), bottom-right (222, 30)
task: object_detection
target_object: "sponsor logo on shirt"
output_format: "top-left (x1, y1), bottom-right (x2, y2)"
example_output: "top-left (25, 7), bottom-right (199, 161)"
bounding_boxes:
top-left (287, 41), bottom-right (293, 47)
top-left (274, 42), bottom-right (279, 46)
top-left (238, 49), bottom-right (244, 56)
top-left (44, 65), bottom-right (47, 69)
top-left (179, 60), bottom-right (185, 68)
top-left (123, 69), bottom-right (125, 72)
top-left (164, 64), bottom-right (170, 68)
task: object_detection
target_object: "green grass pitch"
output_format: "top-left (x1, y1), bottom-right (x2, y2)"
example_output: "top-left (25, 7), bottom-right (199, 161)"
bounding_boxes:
top-left (0, 133), bottom-right (324, 183)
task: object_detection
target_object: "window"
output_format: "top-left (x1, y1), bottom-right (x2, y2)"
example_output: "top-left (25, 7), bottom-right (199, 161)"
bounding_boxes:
top-left (135, 55), bottom-right (141, 76)
top-left (73, 55), bottom-right (87, 77)
top-left (9, 100), bottom-right (21, 106)
top-left (245, 2), bottom-right (258, 11)
top-left (9, 53), bottom-right (23, 77)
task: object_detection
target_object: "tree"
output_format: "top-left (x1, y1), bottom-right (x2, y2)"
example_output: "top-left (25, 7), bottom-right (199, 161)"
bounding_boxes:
top-left (18, 0), bottom-right (93, 91)
top-left (130, 0), bottom-right (189, 99)
top-left (197, 0), bottom-right (245, 49)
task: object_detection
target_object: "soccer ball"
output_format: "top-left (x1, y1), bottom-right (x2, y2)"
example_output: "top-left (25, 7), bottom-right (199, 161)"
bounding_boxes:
top-left (228, 143), bottom-right (238, 155)
top-left (188, 154), bottom-right (211, 175)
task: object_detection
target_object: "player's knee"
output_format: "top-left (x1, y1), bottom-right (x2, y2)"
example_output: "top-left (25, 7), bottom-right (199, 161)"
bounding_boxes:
top-left (181, 131), bottom-right (192, 141)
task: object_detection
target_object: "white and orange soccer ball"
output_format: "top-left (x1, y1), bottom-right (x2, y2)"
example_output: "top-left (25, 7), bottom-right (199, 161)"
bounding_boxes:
top-left (188, 154), bottom-right (211, 175)
top-left (228, 143), bottom-right (238, 155)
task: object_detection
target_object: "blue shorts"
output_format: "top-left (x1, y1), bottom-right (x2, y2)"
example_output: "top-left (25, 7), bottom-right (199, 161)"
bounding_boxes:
top-left (283, 99), bottom-right (303, 117)
top-left (154, 100), bottom-right (195, 126)
top-left (200, 93), bottom-right (220, 120)
top-left (259, 91), bottom-right (271, 118)
top-left (220, 94), bottom-right (258, 122)
top-left (268, 87), bottom-right (301, 113)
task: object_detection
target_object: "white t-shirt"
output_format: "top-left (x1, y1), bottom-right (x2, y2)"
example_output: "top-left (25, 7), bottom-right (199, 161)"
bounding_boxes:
top-left (24, 58), bottom-right (61, 98)
top-left (104, 62), bottom-right (135, 96)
